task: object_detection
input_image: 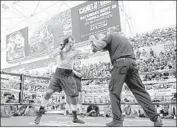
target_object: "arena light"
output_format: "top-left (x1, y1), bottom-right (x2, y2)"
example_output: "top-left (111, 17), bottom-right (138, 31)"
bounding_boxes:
top-left (1, 4), bottom-right (9, 10)
top-left (1, 1), bottom-right (20, 12)
top-left (12, 1), bottom-right (20, 5)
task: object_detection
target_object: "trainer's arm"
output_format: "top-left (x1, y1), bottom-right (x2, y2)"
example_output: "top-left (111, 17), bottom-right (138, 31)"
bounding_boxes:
top-left (90, 35), bottom-right (111, 53)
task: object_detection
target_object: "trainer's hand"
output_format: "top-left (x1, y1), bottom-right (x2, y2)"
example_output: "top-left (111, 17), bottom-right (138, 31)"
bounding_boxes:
top-left (89, 35), bottom-right (97, 42)
top-left (95, 33), bottom-right (105, 40)
top-left (89, 35), bottom-right (100, 53)
top-left (89, 35), bottom-right (97, 46)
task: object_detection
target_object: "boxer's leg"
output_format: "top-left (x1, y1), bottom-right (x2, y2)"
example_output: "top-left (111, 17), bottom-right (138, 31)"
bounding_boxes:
top-left (34, 89), bottom-right (54, 124)
top-left (66, 95), bottom-right (72, 115)
top-left (34, 75), bottom-right (62, 124)
top-left (62, 74), bottom-right (84, 124)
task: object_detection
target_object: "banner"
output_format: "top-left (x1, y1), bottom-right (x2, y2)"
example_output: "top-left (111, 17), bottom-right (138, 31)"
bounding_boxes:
top-left (5, 1), bottom-right (121, 65)
top-left (28, 9), bottom-right (72, 56)
top-left (6, 27), bottom-right (29, 62)
top-left (71, 1), bottom-right (121, 42)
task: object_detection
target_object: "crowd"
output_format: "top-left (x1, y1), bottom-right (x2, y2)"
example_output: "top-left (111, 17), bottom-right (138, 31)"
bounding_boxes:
top-left (79, 62), bottom-right (112, 79)
top-left (23, 77), bottom-right (50, 93)
top-left (77, 41), bottom-right (176, 79)
top-left (82, 86), bottom-right (110, 104)
top-left (129, 26), bottom-right (176, 49)
top-left (136, 48), bottom-right (176, 73)
top-left (1, 93), bottom-right (38, 117)
top-left (78, 61), bottom-right (175, 80)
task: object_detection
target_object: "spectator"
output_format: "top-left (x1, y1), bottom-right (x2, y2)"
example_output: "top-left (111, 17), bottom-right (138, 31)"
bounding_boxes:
top-left (104, 105), bottom-right (112, 117)
top-left (150, 48), bottom-right (154, 57)
top-left (13, 105), bottom-right (28, 116)
top-left (1, 93), bottom-right (12, 117)
top-left (160, 105), bottom-right (169, 118)
top-left (86, 104), bottom-right (100, 117)
top-left (24, 100), bottom-right (38, 116)
top-left (138, 107), bottom-right (146, 118)
top-left (7, 96), bottom-right (18, 116)
top-left (136, 49), bottom-right (141, 59)
top-left (24, 106), bottom-right (38, 116)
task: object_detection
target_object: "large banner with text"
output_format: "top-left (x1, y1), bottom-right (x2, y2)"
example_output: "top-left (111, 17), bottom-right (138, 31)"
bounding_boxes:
top-left (71, 1), bottom-right (121, 42)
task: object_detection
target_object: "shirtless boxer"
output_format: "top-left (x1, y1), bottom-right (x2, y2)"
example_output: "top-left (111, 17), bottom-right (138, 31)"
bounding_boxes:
top-left (34, 36), bottom-right (92, 124)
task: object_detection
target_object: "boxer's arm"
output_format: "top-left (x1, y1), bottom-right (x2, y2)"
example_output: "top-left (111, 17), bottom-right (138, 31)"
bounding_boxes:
top-left (49, 47), bottom-right (61, 58)
top-left (73, 49), bottom-right (93, 59)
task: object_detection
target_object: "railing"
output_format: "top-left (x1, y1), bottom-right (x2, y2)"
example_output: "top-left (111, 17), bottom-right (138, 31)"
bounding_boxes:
top-left (1, 70), bottom-right (176, 106)
top-left (1, 101), bottom-right (176, 106)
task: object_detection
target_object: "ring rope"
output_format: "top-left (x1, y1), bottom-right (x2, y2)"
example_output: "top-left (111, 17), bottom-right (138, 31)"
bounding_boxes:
top-left (0, 71), bottom-right (21, 76)
top-left (1, 101), bottom-right (176, 106)
top-left (1, 88), bottom-right (21, 92)
top-left (1, 78), bottom-right (22, 84)
top-left (23, 74), bottom-right (51, 80)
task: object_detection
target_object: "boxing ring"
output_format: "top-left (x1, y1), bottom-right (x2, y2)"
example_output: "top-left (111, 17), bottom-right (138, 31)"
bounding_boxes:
top-left (1, 71), bottom-right (176, 127)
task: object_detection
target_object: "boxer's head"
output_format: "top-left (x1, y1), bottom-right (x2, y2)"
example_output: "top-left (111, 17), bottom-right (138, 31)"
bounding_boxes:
top-left (61, 36), bottom-right (75, 51)
top-left (107, 27), bottom-right (119, 35)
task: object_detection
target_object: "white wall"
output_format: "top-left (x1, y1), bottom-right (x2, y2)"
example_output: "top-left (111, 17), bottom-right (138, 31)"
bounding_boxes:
top-left (121, 1), bottom-right (176, 36)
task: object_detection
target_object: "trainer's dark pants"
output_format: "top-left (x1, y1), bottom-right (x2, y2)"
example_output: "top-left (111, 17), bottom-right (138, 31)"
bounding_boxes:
top-left (109, 58), bottom-right (159, 122)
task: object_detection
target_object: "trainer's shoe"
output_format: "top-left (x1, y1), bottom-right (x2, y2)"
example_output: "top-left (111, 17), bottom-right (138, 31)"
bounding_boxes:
top-left (154, 116), bottom-right (163, 127)
top-left (73, 118), bottom-right (85, 124)
top-left (106, 121), bottom-right (123, 127)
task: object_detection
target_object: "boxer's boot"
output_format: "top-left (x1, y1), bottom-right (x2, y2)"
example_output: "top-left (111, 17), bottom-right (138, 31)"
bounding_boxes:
top-left (72, 111), bottom-right (85, 124)
top-left (34, 106), bottom-right (45, 124)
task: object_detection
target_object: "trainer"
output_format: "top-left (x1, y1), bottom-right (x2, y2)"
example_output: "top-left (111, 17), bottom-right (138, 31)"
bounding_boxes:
top-left (89, 27), bottom-right (163, 127)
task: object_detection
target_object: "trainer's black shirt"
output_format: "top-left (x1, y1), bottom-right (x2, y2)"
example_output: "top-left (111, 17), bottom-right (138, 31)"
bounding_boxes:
top-left (102, 33), bottom-right (136, 64)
